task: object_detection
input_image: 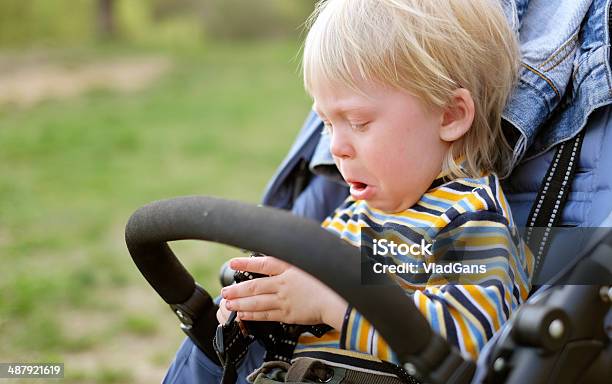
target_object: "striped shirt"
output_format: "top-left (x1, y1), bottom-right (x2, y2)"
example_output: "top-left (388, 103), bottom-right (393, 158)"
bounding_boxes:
top-left (292, 173), bottom-right (534, 367)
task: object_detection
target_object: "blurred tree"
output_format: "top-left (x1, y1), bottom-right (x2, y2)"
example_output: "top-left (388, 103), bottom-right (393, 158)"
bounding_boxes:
top-left (151, 0), bottom-right (200, 20)
top-left (0, 0), bottom-right (93, 47)
top-left (200, 0), bottom-right (317, 40)
top-left (97, 0), bottom-right (116, 39)
top-left (0, 0), bottom-right (318, 48)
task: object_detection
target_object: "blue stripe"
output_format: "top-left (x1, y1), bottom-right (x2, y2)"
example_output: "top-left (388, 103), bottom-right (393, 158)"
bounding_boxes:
top-left (465, 315), bottom-right (486, 351)
top-left (511, 284), bottom-right (522, 310)
top-left (475, 188), bottom-right (496, 211)
top-left (419, 194), bottom-right (454, 210)
top-left (444, 206), bottom-right (462, 221)
top-left (487, 175), bottom-right (501, 212)
top-left (441, 211), bottom-right (508, 232)
top-left (360, 216), bottom-right (426, 244)
top-left (458, 199), bottom-right (472, 212)
top-left (484, 285), bottom-right (507, 323)
top-left (427, 297), bottom-right (440, 333)
top-left (349, 311), bottom-right (360, 350)
top-left (411, 203), bottom-right (444, 216)
top-left (437, 297), bottom-right (460, 347)
top-left (452, 287), bottom-right (494, 339)
top-left (444, 181), bottom-right (476, 193)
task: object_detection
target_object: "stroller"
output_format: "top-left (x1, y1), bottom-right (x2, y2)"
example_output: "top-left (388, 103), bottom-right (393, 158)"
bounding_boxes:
top-left (124, 107), bottom-right (612, 384)
top-left (124, 193), bottom-right (612, 384)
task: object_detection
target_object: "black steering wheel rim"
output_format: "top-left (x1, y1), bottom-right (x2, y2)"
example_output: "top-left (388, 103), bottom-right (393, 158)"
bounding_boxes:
top-left (125, 195), bottom-right (474, 383)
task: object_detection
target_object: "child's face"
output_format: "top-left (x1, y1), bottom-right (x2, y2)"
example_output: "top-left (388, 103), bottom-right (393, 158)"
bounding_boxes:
top-left (312, 79), bottom-right (449, 213)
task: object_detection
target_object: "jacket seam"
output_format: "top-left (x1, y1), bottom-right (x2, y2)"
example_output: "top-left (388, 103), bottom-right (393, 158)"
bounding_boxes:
top-left (520, 62), bottom-right (561, 99)
top-left (540, 32), bottom-right (580, 72)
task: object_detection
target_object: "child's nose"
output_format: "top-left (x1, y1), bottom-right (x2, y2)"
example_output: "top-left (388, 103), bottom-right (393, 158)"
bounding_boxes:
top-left (329, 129), bottom-right (355, 159)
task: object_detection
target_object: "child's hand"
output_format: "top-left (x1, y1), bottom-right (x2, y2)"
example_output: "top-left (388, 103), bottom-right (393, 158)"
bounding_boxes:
top-left (220, 256), bottom-right (347, 330)
top-left (216, 298), bottom-right (232, 324)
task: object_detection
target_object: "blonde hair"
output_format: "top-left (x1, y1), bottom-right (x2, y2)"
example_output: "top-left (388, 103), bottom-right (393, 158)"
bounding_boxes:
top-left (302, 0), bottom-right (519, 178)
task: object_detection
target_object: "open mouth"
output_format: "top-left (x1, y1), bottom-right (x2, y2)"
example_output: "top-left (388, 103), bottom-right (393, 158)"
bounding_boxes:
top-left (348, 181), bottom-right (374, 200)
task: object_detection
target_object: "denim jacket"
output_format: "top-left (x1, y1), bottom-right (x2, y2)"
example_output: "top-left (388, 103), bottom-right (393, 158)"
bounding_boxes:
top-left (263, 0), bottom-right (612, 208)
top-left (502, 0), bottom-right (612, 166)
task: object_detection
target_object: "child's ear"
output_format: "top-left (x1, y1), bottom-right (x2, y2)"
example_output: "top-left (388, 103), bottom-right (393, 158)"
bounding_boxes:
top-left (439, 88), bottom-right (475, 142)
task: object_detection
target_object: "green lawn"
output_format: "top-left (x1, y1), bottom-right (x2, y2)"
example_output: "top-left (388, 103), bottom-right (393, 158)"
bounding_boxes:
top-left (0, 40), bottom-right (311, 383)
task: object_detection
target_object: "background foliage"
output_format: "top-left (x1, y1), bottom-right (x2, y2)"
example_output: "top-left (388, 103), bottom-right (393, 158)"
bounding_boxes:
top-left (0, 1), bottom-right (315, 382)
top-left (0, 0), bottom-right (317, 47)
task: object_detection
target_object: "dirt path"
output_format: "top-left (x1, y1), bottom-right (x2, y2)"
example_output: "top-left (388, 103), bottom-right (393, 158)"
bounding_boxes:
top-left (0, 56), bottom-right (172, 107)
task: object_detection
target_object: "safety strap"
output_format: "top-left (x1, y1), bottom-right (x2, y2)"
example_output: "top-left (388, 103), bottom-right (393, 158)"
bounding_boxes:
top-left (213, 313), bottom-right (334, 383)
top-left (214, 311), bottom-right (255, 384)
top-left (524, 130), bottom-right (585, 278)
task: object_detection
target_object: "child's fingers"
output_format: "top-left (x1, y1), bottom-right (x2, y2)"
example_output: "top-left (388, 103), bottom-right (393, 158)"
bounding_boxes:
top-left (216, 299), bottom-right (231, 324)
top-left (221, 276), bottom-right (280, 299)
top-left (237, 310), bottom-right (285, 322)
top-left (229, 256), bottom-right (289, 276)
top-left (225, 294), bottom-right (278, 312)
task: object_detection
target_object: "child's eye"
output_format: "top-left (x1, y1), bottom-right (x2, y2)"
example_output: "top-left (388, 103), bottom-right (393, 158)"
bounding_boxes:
top-left (351, 123), bottom-right (368, 131)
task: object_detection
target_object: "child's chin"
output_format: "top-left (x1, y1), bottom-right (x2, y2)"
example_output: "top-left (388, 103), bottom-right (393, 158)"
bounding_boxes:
top-left (367, 199), bottom-right (413, 213)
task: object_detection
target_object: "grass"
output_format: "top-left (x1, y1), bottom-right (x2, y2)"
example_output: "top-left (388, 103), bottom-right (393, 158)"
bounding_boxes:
top-left (0, 39), bottom-right (311, 382)
top-left (122, 315), bottom-right (158, 336)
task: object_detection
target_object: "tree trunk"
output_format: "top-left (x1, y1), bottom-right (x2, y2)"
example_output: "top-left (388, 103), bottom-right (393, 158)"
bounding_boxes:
top-left (97, 0), bottom-right (115, 39)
